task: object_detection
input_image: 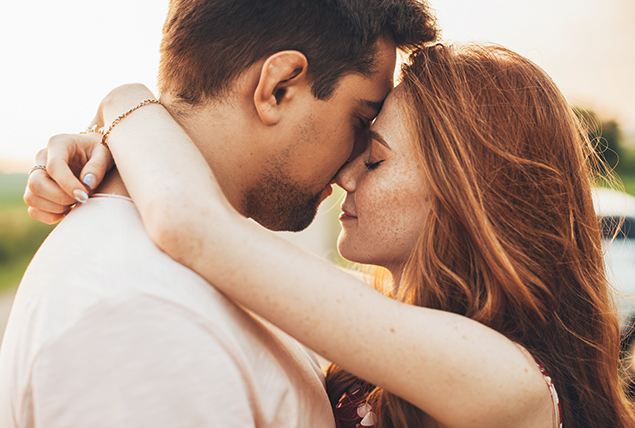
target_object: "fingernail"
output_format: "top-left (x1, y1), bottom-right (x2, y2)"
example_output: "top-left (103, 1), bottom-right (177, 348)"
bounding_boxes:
top-left (74, 189), bottom-right (89, 204)
top-left (83, 173), bottom-right (96, 190)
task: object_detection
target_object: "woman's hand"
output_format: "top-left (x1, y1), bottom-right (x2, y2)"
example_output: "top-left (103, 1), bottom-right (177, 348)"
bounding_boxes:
top-left (24, 83), bottom-right (155, 224)
top-left (24, 133), bottom-right (114, 224)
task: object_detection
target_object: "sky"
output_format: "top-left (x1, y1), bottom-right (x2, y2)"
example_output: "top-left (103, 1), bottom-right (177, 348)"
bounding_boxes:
top-left (1, 0), bottom-right (634, 172)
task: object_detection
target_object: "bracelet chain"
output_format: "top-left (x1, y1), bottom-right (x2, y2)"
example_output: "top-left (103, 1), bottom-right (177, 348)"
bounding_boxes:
top-left (101, 98), bottom-right (161, 148)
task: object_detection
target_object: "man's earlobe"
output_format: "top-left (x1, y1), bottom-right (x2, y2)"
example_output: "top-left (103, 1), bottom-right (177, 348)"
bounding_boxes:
top-left (254, 51), bottom-right (308, 126)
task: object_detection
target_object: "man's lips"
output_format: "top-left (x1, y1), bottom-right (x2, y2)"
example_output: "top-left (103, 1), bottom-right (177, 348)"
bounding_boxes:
top-left (319, 184), bottom-right (333, 204)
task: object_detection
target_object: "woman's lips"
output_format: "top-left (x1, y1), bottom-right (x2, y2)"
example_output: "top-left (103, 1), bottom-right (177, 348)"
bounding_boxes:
top-left (339, 208), bottom-right (357, 222)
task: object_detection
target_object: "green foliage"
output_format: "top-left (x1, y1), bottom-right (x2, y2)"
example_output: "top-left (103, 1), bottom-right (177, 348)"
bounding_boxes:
top-left (572, 107), bottom-right (635, 196)
top-left (574, 107), bottom-right (632, 173)
top-left (616, 171), bottom-right (635, 197)
top-left (0, 173), bottom-right (55, 293)
top-left (0, 173), bottom-right (30, 203)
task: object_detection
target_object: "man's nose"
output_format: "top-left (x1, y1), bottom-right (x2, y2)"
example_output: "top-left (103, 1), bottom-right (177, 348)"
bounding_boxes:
top-left (334, 158), bottom-right (360, 193)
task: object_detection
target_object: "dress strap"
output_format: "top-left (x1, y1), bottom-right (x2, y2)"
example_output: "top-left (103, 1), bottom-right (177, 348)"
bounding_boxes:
top-left (538, 363), bottom-right (563, 428)
top-left (514, 343), bottom-right (563, 428)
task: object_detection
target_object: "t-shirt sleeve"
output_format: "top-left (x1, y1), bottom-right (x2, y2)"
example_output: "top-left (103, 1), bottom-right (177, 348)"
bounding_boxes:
top-left (27, 296), bottom-right (257, 428)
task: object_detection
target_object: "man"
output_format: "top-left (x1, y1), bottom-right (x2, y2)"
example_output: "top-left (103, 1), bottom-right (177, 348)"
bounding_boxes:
top-left (0, 0), bottom-right (436, 426)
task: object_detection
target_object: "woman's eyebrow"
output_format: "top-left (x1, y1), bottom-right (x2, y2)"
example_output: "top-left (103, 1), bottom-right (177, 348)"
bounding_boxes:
top-left (368, 129), bottom-right (391, 150)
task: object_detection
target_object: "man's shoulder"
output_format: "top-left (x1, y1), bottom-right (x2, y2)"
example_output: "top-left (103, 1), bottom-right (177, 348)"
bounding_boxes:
top-left (0, 295), bottom-right (260, 427)
top-left (18, 194), bottom-right (222, 314)
top-left (38, 194), bottom-right (159, 267)
top-left (0, 198), bottom-right (334, 428)
top-left (7, 194), bottom-right (252, 363)
top-left (42, 294), bottom-right (249, 356)
top-left (1, 293), bottom-right (333, 428)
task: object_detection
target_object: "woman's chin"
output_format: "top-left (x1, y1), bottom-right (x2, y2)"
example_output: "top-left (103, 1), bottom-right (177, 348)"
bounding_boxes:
top-left (337, 241), bottom-right (371, 266)
top-left (336, 240), bottom-right (360, 265)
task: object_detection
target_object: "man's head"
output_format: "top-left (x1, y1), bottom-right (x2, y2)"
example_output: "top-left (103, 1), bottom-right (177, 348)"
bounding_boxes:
top-left (158, 0), bottom-right (438, 231)
top-left (159, 0), bottom-right (437, 104)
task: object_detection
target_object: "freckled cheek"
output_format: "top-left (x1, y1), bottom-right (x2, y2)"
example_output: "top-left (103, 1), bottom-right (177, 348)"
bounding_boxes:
top-left (366, 183), bottom-right (425, 257)
top-left (359, 184), bottom-right (403, 238)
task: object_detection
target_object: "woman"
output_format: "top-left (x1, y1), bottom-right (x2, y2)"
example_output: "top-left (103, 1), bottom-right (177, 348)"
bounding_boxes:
top-left (25, 43), bottom-right (635, 427)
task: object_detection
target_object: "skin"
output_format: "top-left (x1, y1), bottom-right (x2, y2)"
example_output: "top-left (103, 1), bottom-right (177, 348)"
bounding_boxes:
top-left (161, 41), bottom-right (396, 232)
top-left (26, 101), bottom-right (555, 428)
top-left (25, 39), bottom-right (396, 229)
top-left (25, 44), bottom-right (555, 428)
top-left (236, 44), bottom-right (395, 231)
top-left (336, 85), bottom-right (430, 283)
top-left (102, 108), bottom-right (553, 428)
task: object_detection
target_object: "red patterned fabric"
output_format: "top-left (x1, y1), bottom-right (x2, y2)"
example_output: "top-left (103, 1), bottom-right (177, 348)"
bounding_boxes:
top-left (332, 366), bottom-right (563, 428)
top-left (333, 380), bottom-right (376, 428)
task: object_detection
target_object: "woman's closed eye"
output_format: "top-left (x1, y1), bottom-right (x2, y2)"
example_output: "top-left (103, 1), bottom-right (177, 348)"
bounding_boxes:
top-left (364, 160), bottom-right (385, 170)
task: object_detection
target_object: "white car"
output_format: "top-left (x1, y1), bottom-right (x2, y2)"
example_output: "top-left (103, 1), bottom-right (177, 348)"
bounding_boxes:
top-left (592, 187), bottom-right (635, 325)
top-left (594, 188), bottom-right (635, 396)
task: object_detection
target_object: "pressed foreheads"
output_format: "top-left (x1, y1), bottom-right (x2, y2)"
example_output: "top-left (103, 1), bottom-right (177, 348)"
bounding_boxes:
top-left (158, 0), bottom-right (437, 104)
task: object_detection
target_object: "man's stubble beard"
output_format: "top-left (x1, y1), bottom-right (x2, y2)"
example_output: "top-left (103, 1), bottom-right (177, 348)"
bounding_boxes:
top-left (242, 112), bottom-right (327, 232)
top-left (242, 171), bottom-right (323, 232)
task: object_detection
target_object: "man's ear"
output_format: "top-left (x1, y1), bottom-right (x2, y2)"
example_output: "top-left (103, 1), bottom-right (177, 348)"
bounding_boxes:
top-left (254, 51), bottom-right (309, 126)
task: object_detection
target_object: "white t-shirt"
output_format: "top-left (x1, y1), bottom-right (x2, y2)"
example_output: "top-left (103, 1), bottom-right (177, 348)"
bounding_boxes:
top-left (0, 195), bottom-right (335, 428)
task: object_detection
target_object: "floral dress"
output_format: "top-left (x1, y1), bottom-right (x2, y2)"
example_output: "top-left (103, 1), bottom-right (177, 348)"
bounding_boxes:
top-left (333, 380), bottom-right (377, 428)
top-left (332, 367), bottom-right (562, 428)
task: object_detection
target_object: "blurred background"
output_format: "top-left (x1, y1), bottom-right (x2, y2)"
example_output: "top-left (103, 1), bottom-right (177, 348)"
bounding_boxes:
top-left (1, 0), bottom-right (634, 377)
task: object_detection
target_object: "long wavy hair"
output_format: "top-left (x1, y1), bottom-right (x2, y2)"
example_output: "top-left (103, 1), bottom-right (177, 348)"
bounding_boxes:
top-left (326, 43), bottom-right (635, 427)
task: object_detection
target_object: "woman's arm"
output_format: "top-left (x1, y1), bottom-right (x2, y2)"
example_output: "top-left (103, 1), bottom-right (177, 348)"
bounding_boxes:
top-left (143, 191), bottom-right (550, 428)
top-left (42, 84), bottom-right (551, 428)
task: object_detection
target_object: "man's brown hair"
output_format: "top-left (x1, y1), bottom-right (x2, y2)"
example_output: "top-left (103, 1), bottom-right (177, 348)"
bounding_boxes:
top-left (158, 0), bottom-right (437, 104)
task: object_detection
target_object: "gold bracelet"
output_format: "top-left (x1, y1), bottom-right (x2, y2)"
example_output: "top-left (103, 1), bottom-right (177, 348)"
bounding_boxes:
top-left (79, 124), bottom-right (105, 135)
top-left (101, 98), bottom-right (161, 148)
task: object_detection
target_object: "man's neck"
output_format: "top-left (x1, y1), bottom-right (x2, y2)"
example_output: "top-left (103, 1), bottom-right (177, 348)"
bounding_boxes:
top-left (94, 94), bottom-right (254, 210)
top-left (93, 168), bottom-right (130, 197)
top-left (159, 95), bottom-right (253, 213)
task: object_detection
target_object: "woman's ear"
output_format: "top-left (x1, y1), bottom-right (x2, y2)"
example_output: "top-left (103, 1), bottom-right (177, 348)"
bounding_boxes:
top-left (254, 51), bottom-right (309, 126)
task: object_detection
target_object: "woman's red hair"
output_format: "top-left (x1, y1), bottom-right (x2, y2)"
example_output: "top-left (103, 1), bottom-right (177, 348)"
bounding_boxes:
top-left (327, 43), bottom-right (635, 427)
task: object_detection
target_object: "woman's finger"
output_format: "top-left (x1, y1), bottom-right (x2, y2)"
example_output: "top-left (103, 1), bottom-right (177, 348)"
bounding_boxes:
top-left (35, 147), bottom-right (48, 166)
top-left (27, 206), bottom-right (67, 225)
top-left (25, 168), bottom-right (77, 207)
top-left (46, 133), bottom-right (101, 203)
top-left (80, 143), bottom-right (114, 191)
top-left (23, 188), bottom-right (73, 215)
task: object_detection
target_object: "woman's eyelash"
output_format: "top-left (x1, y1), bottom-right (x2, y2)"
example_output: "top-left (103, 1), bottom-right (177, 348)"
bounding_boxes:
top-left (364, 160), bottom-right (385, 170)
